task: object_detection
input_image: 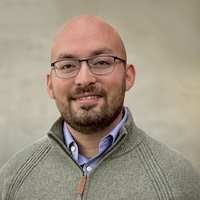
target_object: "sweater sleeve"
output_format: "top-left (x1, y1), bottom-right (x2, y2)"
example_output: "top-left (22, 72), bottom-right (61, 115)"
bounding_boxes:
top-left (0, 137), bottom-right (50, 200)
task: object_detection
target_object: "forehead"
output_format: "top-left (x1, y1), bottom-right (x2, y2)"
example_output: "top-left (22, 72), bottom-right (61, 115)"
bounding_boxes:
top-left (56, 48), bottom-right (114, 60)
top-left (51, 16), bottom-right (125, 61)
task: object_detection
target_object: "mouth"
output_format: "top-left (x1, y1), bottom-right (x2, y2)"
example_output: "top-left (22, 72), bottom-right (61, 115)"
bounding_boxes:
top-left (75, 95), bottom-right (101, 101)
top-left (72, 93), bottom-right (102, 104)
top-left (69, 86), bottom-right (105, 107)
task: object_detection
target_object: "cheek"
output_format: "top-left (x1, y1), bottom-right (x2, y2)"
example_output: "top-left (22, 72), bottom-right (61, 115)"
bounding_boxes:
top-left (103, 74), bottom-right (126, 95)
top-left (110, 69), bottom-right (126, 88)
top-left (52, 79), bottom-right (72, 99)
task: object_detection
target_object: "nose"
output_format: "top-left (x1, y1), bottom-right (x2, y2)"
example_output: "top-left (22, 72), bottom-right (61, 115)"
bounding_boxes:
top-left (74, 61), bottom-right (97, 86)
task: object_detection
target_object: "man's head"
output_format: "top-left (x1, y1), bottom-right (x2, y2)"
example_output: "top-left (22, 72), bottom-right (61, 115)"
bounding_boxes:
top-left (50, 15), bottom-right (127, 63)
top-left (47, 14), bottom-right (135, 135)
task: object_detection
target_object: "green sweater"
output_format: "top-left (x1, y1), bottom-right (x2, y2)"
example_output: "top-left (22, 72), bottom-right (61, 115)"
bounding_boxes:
top-left (1, 109), bottom-right (200, 200)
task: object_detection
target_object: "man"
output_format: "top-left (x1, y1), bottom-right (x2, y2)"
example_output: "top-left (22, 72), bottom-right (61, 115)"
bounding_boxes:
top-left (0, 14), bottom-right (200, 200)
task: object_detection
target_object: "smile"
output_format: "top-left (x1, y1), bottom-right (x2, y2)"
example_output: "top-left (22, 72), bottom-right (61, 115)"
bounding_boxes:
top-left (76, 95), bottom-right (101, 101)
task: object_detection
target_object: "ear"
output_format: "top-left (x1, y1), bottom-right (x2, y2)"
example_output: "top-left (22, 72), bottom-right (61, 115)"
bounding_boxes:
top-left (46, 73), bottom-right (55, 99)
top-left (125, 64), bottom-right (136, 91)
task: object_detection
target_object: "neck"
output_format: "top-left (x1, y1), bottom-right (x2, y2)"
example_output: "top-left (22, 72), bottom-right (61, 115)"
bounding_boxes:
top-left (68, 130), bottom-right (104, 158)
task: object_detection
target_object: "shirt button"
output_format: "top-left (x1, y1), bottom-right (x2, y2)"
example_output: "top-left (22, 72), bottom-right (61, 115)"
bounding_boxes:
top-left (70, 145), bottom-right (76, 152)
top-left (86, 166), bottom-right (93, 172)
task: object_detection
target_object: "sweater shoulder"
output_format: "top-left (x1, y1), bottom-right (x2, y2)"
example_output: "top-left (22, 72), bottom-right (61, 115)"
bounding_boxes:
top-left (1, 136), bottom-right (51, 170)
top-left (142, 133), bottom-right (196, 168)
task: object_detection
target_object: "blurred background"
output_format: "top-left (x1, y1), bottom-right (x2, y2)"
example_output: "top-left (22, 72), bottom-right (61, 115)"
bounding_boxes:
top-left (0, 0), bottom-right (199, 168)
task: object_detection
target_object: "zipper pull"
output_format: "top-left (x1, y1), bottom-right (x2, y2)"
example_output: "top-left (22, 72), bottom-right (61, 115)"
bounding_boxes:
top-left (77, 175), bottom-right (87, 195)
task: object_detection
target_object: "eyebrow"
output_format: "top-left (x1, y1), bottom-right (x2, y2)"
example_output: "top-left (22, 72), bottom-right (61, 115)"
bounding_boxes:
top-left (57, 48), bottom-right (114, 60)
top-left (89, 48), bottom-right (114, 56)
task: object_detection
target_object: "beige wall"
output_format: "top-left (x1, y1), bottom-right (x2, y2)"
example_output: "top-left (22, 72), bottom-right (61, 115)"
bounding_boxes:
top-left (0, 0), bottom-right (199, 168)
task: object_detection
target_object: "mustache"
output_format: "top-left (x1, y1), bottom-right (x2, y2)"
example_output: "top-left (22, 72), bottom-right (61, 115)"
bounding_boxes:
top-left (68, 85), bottom-right (106, 98)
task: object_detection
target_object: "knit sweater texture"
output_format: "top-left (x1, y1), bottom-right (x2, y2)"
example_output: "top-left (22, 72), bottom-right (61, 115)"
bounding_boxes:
top-left (0, 109), bottom-right (200, 200)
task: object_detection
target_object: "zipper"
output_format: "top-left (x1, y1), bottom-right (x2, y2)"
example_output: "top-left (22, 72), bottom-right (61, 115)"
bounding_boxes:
top-left (76, 133), bottom-right (127, 197)
top-left (77, 174), bottom-right (87, 196)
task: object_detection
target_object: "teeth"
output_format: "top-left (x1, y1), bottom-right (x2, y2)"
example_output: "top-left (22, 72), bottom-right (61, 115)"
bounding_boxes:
top-left (77, 96), bottom-right (100, 100)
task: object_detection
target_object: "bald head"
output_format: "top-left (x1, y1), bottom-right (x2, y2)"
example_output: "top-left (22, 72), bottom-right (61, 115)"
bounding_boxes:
top-left (51, 14), bottom-right (127, 62)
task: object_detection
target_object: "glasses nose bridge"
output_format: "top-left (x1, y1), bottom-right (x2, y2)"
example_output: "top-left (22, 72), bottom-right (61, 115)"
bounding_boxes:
top-left (78, 58), bottom-right (91, 68)
top-left (77, 58), bottom-right (94, 77)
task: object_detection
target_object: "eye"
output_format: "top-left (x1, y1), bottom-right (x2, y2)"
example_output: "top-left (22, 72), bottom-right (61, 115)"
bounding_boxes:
top-left (60, 63), bottom-right (76, 69)
top-left (58, 60), bottom-right (78, 72)
top-left (96, 60), bottom-right (109, 65)
top-left (93, 57), bottom-right (112, 66)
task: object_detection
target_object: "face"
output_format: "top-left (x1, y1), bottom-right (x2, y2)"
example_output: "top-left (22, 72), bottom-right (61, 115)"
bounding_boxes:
top-left (47, 16), bottom-right (135, 134)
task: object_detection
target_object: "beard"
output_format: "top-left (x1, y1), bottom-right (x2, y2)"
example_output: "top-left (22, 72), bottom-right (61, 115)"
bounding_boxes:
top-left (54, 79), bottom-right (126, 134)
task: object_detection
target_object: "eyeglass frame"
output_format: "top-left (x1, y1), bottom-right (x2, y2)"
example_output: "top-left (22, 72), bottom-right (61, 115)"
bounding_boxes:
top-left (50, 55), bottom-right (127, 79)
